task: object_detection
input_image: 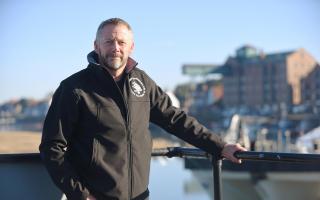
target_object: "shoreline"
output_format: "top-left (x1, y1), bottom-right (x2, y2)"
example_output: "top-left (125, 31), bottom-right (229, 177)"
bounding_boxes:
top-left (0, 131), bottom-right (176, 154)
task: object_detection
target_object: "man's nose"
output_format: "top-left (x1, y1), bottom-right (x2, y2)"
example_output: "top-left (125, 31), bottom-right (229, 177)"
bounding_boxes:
top-left (111, 41), bottom-right (120, 51)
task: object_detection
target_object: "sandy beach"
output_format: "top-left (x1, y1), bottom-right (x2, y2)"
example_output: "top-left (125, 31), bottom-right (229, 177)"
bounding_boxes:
top-left (0, 131), bottom-right (41, 153)
top-left (0, 131), bottom-right (175, 154)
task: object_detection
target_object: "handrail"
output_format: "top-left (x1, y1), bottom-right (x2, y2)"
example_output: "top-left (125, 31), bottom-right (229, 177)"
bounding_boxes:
top-left (0, 152), bottom-right (40, 163)
top-left (2, 148), bottom-right (320, 163)
top-left (152, 147), bottom-right (320, 163)
top-left (234, 151), bottom-right (320, 163)
top-left (151, 147), bottom-right (210, 158)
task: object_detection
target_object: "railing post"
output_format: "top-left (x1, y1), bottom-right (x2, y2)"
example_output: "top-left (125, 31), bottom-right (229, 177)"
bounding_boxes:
top-left (212, 156), bottom-right (222, 200)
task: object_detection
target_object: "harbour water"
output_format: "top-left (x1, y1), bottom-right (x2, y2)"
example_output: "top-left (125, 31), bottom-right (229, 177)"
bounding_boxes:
top-left (149, 158), bottom-right (211, 200)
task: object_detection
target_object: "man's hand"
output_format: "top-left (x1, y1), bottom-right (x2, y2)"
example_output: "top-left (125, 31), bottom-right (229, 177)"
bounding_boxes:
top-left (86, 195), bottom-right (97, 200)
top-left (221, 143), bottom-right (247, 164)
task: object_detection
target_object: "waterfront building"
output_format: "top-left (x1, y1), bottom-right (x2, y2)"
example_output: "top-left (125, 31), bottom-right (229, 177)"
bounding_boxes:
top-left (219, 45), bottom-right (319, 113)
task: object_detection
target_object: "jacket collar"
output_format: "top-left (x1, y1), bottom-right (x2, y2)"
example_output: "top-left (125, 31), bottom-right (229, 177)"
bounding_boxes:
top-left (87, 51), bottom-right (138, 74)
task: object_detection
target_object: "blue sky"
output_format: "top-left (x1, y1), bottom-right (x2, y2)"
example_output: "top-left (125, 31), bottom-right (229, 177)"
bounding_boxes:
top-left (1, 0), bottom-right (319, 103)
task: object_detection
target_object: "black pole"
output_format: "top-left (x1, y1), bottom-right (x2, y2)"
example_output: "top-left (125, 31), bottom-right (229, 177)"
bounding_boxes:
top-left (212, 157), bottom-right (222, 200)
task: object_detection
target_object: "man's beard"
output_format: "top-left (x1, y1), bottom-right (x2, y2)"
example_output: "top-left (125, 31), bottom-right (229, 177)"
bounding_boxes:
top-left (99, 54), bottom-right (127, 70)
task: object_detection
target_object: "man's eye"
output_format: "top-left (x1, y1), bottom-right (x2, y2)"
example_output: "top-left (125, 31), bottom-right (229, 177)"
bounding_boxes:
top-left (102, 40), bottom-right (113, 44)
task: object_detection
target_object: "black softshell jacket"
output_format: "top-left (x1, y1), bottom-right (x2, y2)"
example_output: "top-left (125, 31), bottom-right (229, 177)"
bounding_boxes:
top-left (39, 51), bottom-right (226, 200)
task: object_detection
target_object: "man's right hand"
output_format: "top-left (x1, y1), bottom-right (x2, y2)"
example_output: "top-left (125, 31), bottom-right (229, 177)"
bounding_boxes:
top-left (221, 143), bottom-right (247, 164)
top-left (86, 194), bottom-right (97, 200)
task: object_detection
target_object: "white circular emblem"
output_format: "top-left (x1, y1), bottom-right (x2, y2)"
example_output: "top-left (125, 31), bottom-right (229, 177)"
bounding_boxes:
top-left (129, 77), bottom-right (146, 97)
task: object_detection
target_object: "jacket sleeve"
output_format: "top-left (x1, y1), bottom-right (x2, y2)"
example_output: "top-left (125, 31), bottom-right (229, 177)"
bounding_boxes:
top-left (39, 82), bottom-right (90, 200)
top-left (149, 82), bottom-right (226, 157)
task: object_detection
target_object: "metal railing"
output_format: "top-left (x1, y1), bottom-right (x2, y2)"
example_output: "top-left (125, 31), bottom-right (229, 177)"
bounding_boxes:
top-left (151, 147), bottom-right (320, 200)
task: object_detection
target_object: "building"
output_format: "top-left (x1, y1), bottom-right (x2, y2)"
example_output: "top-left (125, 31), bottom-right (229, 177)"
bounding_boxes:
top-left (301, 64), bottom-right (320, 110)
top-left (191, 80), bottom-right (223, 108)
top-left (182, 64), bottom-right (220, 77)
top-left (220, 45), bottom-right (319, 112)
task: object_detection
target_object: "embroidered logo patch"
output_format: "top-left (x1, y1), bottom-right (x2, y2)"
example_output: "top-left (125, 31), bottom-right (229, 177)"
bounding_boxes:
top-left (129, 77), bottom-right (146, 97)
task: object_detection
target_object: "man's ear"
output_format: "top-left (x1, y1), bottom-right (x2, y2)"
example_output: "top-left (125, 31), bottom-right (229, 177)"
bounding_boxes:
top-left (129, 42), bottom-right (135, 54)
top-left (94, 40), bottom-right (98, 52)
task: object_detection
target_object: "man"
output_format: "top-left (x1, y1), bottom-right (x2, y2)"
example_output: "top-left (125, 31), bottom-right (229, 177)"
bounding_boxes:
top-left (39, 18), bottom-right (246, 200)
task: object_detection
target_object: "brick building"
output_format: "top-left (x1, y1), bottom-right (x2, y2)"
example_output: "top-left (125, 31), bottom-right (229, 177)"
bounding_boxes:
top-left (301, 64), bottom-right (320, 109)
top-left (221, 45), bottom-right (319, 111)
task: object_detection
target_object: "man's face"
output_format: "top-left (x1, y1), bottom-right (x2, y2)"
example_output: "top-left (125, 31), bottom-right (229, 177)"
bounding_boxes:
top-left (94, 24), bottom-right (134, 71)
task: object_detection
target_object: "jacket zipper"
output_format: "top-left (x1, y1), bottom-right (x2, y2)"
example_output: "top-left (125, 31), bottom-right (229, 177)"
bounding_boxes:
top-left (125, 101), bottom-right (132, 200)
top-left (127, 111), bottom-right (133, 200)
top-left (112, 76), bottom-right (133, 200)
